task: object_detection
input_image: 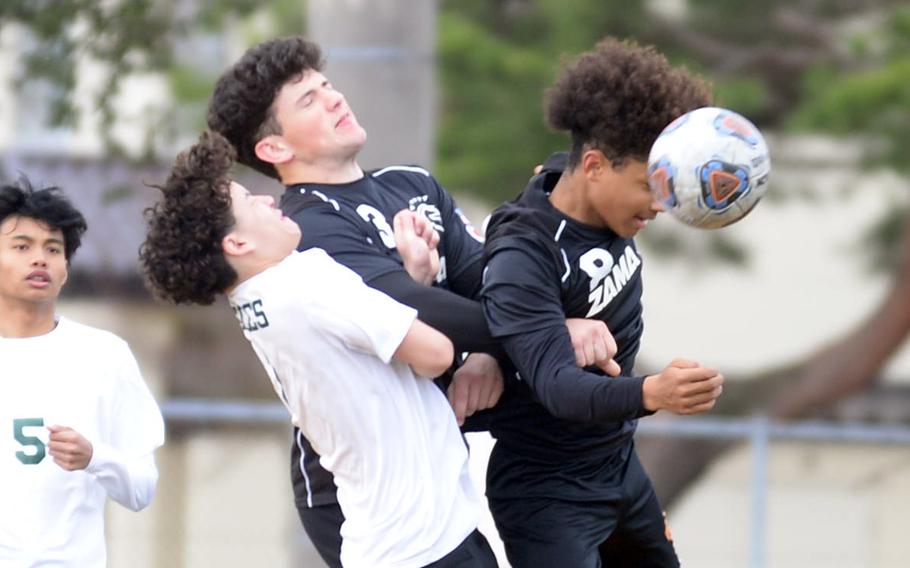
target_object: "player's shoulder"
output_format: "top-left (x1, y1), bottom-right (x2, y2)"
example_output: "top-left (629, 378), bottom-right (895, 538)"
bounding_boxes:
top-left (369, 164), bottom-right (433, 180)
top-left (55, 317), bottom-right (136, 366)
top-left (254, 250), bottom-right (360, 300)
top-left (280, 185), bottom-right (344, 219)
top-left (485, 189), bottom-right (566, 274)
top-left (285, 248), bottom-right (354, 279)
top-left (369, 164), bottom-right (443, 195)
top-left (57, 317), bottom-right (129, 349)
top-left (487, 200), bottom-right (560, 248)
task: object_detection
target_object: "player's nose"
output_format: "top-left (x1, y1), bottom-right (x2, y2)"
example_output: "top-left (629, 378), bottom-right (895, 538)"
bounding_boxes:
top-left (326, 88), bottom-right (345, 110)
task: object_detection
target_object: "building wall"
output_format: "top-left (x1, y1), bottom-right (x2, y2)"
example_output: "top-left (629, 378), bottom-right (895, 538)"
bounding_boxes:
top-left (672, 442), bottom-right (910, 568)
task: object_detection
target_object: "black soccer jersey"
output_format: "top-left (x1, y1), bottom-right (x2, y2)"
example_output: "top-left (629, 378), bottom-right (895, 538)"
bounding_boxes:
top-left (279, 165), bottom-right (488, 511)
top-left (480, 162), bottom-right (652, 473)
top-left (281, 165), bottom-right (485, 294)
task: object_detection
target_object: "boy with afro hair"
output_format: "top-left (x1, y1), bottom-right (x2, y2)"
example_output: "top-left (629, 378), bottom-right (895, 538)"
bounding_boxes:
top-left (480, 38), bottom-right (725, 567)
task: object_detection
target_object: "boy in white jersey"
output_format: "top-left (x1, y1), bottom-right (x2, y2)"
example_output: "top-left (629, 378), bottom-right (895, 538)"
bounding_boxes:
top-left (0, 177), bottom-right (165, 567)
top-left (140, 131), bottom-right (497, 568)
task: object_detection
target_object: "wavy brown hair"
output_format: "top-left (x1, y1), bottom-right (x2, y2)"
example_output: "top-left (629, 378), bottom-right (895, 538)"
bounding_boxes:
top-left (207, 36), bottom-right (324, 180)
top-left (140, 131), bottom-right (238, 305)
top-left (546, 37), bottom-right (712, 169)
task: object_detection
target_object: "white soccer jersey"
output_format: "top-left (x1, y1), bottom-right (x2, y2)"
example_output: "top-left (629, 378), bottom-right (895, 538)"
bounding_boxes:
top-left (229, 249), bottom-right (479, 568)
top-left (0, 317), bottom-right (165, 567)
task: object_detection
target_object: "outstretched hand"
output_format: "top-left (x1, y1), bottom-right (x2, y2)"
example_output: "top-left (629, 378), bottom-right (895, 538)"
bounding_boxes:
top-left (393, 209), bottom-right (440, 285)
top-left (642, 358), bottom-right (724, 415)
top-left (47, 425), bottom-right (93, 471)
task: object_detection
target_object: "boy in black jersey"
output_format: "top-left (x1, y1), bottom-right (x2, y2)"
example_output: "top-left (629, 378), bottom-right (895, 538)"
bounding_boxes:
top-left (206, 36), bottom-right (619, 567)
top-left (481, 39), bottom-right (725, 567)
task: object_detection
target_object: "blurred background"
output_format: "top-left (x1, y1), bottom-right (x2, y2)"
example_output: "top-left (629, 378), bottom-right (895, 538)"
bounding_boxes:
top-left (2, 0), bottom-right (910, 566)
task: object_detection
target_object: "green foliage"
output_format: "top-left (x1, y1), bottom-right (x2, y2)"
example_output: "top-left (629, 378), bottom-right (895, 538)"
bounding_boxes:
top-left (0, 0), bottom-right (296, 158)
top-left (789, 5), bottom-right (910, 181)
top-left (794, 59), bottom-right (910, 137)
top-left (2, 0), bottom-right (176, 146)
top-left (713, 77), bottom-right (770, 117)
top-left (436, 0), bottom-right (652, 201)
top-left (5, 0), bottom-right (910, 265)
top-left (860, 204), bottom-right (908, 274)
top-left (435, 11), bottom-right (562, 202)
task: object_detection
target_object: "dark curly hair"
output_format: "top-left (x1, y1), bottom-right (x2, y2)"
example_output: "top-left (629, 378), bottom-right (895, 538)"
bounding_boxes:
top-left (546, 37), bottom-right (712, 169)
top-left (0, 176), bottom-right (87, 261)
top-left (207, 36), bottom-right (324, 180)
top-left (140, 131), bottom-right (239, 305)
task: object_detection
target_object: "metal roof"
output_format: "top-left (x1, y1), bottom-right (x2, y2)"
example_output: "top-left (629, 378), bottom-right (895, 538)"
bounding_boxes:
top-left (1, 152), bottom-right (283, 297)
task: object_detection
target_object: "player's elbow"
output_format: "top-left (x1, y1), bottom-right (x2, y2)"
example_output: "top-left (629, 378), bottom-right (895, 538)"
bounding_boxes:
top-left (117, 469), bottom-right (159, 512)
top-left (539, 398), bottom-right (588, 423)
top-left (534, 368), bottom-right (596, 423)
top-left (395, 320), bottom-right (455, 378)
top-left (412, 333), bottom-right (454, 378)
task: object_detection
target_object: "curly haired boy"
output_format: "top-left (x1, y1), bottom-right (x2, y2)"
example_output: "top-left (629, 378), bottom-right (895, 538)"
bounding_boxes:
top-left (480, 38), bottom-right (725, 567)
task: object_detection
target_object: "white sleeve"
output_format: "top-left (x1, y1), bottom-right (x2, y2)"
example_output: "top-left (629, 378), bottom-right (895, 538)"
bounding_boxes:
top-left (308, 252), bottom-right (417, 363)
top-left (84, 343), bottom-right (165, 511)
top-left (85, 445), bottom-right (159, 511)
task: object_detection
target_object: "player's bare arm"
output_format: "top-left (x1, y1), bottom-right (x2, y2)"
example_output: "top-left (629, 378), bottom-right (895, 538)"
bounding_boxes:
top-left (393, 319), bottom-right (455, 378)
top-left (641, 358), bottom-right (725, 415)
top-left (448, 353), bottom-right (505, 426)
top-left (392, 208), bottom-right (506, 421)
top-left (47, 425), bottom-right (94, 471)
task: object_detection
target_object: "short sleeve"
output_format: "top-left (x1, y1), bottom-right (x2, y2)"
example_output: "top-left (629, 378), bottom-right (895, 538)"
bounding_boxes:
top-left (306, 251), bottom-right (418, 363)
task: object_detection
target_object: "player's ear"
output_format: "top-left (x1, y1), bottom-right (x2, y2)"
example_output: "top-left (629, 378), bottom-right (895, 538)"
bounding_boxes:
top-left (222, 231), bottom-right (255, 258)
top-left (581, 149), bottom-right (607, 181)
top-left (254, 135), bottom-right (293, 166)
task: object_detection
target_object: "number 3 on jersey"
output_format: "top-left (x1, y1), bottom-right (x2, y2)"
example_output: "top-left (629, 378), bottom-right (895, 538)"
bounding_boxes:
top-left (356, 204), bottom-right (397, 249)
top-left (13, 417), bottom-right (46, 465)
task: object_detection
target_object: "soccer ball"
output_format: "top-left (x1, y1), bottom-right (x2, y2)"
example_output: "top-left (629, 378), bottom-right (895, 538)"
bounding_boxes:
top-left (647, 107), bottom-right (771, 229)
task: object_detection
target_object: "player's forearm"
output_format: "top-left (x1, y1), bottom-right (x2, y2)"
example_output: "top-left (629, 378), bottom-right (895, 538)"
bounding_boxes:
top-left (368, 270), bottom-right (504, 356)
top-left (393, 319), bottom-right (455, 378)
top-left (85, 443), bottom-right (159, 511)
top-left (501, 328), bottom-right (647, 423)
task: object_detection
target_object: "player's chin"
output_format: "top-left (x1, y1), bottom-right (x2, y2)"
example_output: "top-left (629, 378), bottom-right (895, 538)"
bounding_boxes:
top-left (620, 220), bottom-right (644, 238)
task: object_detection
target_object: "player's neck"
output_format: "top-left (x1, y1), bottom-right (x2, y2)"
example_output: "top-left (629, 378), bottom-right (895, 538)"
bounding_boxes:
top-left (225, 254), bottom-right (288, 295)
top-left (0, 298), bottom-right (57, 338)
top-left (549, 172), bottom-right (604, 227)
top-left (280, 156), bottom-right (364, 186)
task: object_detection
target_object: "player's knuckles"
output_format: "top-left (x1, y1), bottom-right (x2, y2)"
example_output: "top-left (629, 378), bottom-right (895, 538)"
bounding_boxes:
top-left (573, 350), bottom-right (585, 366)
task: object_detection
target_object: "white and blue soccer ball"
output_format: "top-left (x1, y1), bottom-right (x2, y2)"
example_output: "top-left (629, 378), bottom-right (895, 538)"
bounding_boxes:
top-left (647, 106), bottom-right (771, 229)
